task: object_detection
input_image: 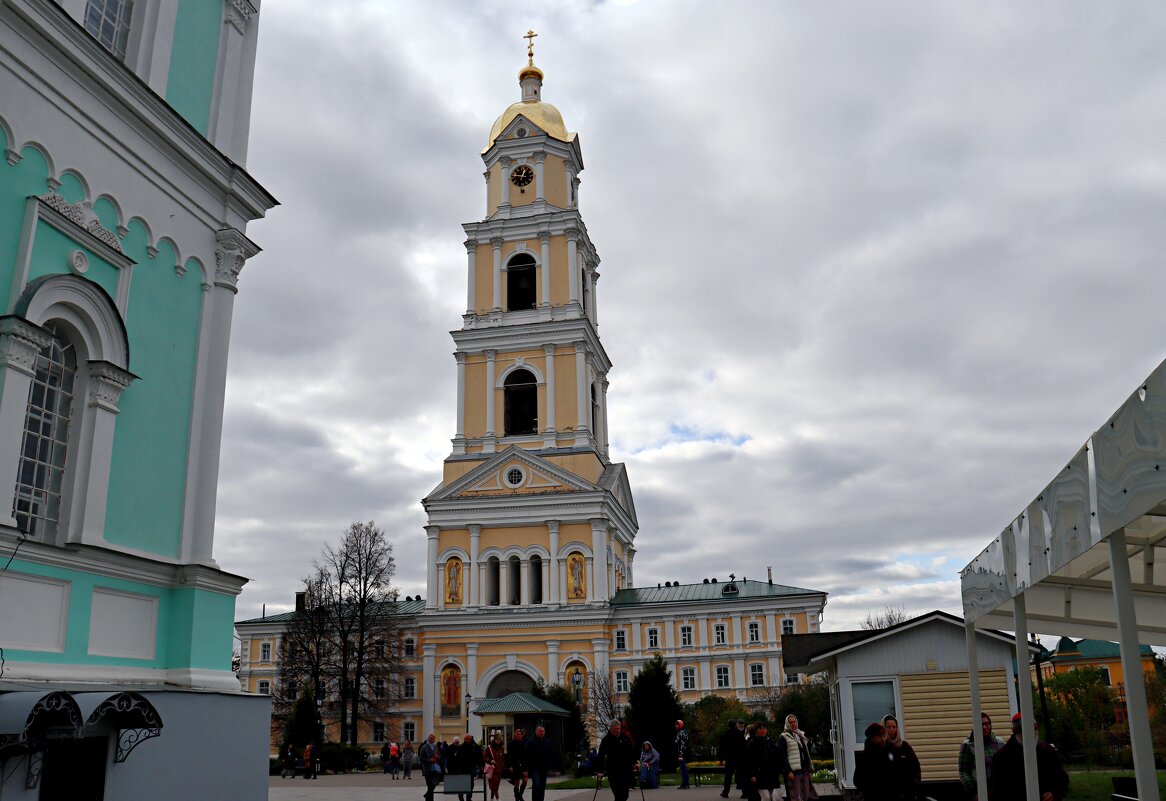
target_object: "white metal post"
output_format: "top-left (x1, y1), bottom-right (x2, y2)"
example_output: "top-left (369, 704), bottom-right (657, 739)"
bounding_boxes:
top-left (1012, 593), bottom-right (1038, 801)
top-left (965, 621), bottom-right (988, 801)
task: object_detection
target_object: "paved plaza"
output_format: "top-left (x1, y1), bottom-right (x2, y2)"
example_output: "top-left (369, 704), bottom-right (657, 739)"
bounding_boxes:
top-left (268, 774), bottom-right (840, 801)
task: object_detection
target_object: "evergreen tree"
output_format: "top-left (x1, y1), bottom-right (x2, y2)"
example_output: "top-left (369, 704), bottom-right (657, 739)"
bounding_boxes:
top-left (624, 655), bottom-right (683, 769)
top-left (283, 687), bottom-right (324, 749)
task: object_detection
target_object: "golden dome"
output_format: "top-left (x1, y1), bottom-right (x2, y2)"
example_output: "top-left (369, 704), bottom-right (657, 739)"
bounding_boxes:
top-left (486, 99), bottom-right (570, 150)
top-left (518, 63), bottom-right (544, 82)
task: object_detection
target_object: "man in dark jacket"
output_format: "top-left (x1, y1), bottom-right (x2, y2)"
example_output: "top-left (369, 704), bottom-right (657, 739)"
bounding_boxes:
top-left (420, 734), bottom-right (442, 801)
top-left (989, 715), bottom-right (1069, 801)
top-left (524, 726), bottom-right (559, 801)
top-left (743, 722), bottom-right (780, 801)
top-left (596, 720), bottom-right (638, 801)
top-left (451, 733), bottom-right (484, 801)
top-left (853, 723), bottom-right (896, 801)
top-left (719, 718), bottom-right (746, 798)
top-left (508, 729), bottom-right (527, 801)
top-left (676, 720), bottom-right (691, 789)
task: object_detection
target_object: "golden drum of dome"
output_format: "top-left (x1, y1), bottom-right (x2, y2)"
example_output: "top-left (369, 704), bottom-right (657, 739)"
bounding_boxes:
top-left (486, 101), bottom-right (571, 150)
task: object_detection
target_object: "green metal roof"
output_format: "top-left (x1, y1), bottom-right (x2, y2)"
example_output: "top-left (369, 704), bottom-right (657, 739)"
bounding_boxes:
top-left (610, 578), bottom-right (823, 607)
top-left (473, 693), bottom-right (569, 716)
top-left (235, 596), bottom-right (427, 625)
top-left (1050, 637), bottom-right (1154, 661)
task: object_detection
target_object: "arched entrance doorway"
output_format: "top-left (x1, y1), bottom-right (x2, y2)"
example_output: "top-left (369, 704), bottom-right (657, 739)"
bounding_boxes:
top-left (486, 670), bottom-right (536, 698)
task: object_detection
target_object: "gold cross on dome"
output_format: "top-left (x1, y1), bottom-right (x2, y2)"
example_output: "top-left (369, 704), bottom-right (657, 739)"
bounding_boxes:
top-left (524, 29), bottom-right (538, 61)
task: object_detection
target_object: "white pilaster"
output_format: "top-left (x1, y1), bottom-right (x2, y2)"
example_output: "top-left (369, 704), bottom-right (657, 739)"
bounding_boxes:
top-left (543, 344), bottom-right (557, 447)
top-left (733, 657), bottom-right (746, 692)
top-left (426, 526), bottom-right (440, 610)
top-left (626, 547), bottom-right (635, 588)
top-left (586, 556), bottom-right (595, 601)
top-left (499, 558), bottom-right (509, 608)
top-left (465, 240), bottom-right (478, 314)
top-left (539, 232), bottom-right (551, 308)
top-left (565, 166), bottom-right (576, 208)
top-left (207, 0), bottom-right (255, 162)
top-left (590, 267), bottom-right (600, 328)
top-left (546, 641), bottom-right (561, 683)
top-left (422, 644), bottom-right (436, 737)
top-left (533, 152), bottom-right (546, 202)
top-left (591, 519), bottom-right (609, 601)
top-left (731, 615), bottom-right (743, 646)
top-left (484, 350), bottom-right (496, 450)
top-left (583, 267), bottom-right (594, 322)
top-left (454, 353), bottom-right (467, 453)
top-left (491, 238), bottom-right (503, 311)
top-left (548, 521), bottom-right (560, 605)
top-left (0, 319), bottom-right (53, 530)
top-left (600, 378), bottom-right (610, 456)
top-left (499, 159), bottom-right (511, 210)
top-left (469, 524), bottom-right (481, 608)
top-left (466, 643), bottom-right (481, 738)
top-left (664, 619), bottom-right (675, 650)
top-left (574, 343), bottom-right (589, 447)
top-left (520, 560), bottom-right (531, 606)
top-left (1012, 593), bottom-right (1039, 801)
top-left (565, 229), bottom-right (580, 309)
top-left (631, 623), bottom-right (641, 653)
top-left (699, 660), bottom-right (711, 690)
top-left (67, 362), bottom-right (134, 545)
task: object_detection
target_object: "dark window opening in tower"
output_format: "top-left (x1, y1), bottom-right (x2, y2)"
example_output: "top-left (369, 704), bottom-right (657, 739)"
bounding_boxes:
top-left (590, 384), bottom-right (599, 436)
top-left (507, 555), bottom-right (521, 605)
top-left (504, 369), bottom-right (538, 435)
top-left (486, 556), bottom-right (500, 606)
top-left (529, 555), bottom-right (543, 604)
top-left (506, 254), bottom-right (536, 311)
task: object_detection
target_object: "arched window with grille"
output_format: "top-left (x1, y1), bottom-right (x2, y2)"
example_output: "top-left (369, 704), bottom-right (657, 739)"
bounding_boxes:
top-left (14, 323), bottom-right (76, 541)
top-left (506, 254), bottom-right (536, 311)
top-left (503, 369), bottom-right (537, 436)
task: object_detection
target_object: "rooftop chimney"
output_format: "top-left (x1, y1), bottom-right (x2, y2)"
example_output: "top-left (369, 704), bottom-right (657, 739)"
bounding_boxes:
top-left (295, 591), bottom-right (306, 613)
top-left (768, 566), bottom-right (773, 584)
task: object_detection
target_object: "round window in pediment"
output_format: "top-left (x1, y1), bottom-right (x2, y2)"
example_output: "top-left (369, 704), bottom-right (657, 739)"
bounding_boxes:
top-left (505, 466), bottom-right (526, 488)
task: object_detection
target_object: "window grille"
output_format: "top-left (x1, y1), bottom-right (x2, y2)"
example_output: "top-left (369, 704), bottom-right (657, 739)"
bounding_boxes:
top-left (260, 642), bottom-right (272, 662)
top-left (714, 624), bottom-right (726, 645)
top-left (614, 630), bottom-right (626, 650)
top-left (404, 638), bottom-right (416, 657)
top-left (647, 628), bottom-right (659, 649)
top-left (680, 626), bottom-right (693, 647)
top-left (83, 0), bottom-right (134, 59)
top-left (14, 325), bottom-right (75, 541)
top-left (748, 622), bottom-right (760, 643)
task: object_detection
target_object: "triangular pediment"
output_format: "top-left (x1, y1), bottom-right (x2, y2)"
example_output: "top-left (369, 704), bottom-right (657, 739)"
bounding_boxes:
top-left (599, 462), bottom-right (639, 528)
top-left (500, 114), bottom-right (547, 142)
top-left (427, 446), bottom-right (599, 502)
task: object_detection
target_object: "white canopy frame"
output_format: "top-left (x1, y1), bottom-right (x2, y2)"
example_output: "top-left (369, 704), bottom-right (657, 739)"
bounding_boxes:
top-left (961, 356), bottom-right (1166, 801)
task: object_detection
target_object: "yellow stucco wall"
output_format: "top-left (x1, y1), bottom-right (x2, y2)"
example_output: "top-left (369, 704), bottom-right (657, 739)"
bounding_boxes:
top-left (543, 155), bottom-right (568, 208)
top-left (549, 239), bottom-right (569, 307)
top-left (544, 452), bottom-right (603, 483)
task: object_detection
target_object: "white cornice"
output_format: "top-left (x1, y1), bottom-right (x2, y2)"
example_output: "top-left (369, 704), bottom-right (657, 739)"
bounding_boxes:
top-left (423, 491), bottom-right (638, 538)
top-left (463, 211), bottom-right (599, 267)
top-left (451, 319), bottom-right (611, 374)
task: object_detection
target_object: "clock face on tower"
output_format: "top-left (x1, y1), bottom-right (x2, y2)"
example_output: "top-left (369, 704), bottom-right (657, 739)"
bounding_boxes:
top-left (510, 165), bottom-right (534, 187)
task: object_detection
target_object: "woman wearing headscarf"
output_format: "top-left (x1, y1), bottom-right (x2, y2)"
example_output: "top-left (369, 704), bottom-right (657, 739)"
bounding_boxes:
top-left (485, 731), bottom-right (508, 800)
top-left (854, 722), bottom-right (896, 801)
top-left (883, 715), bottom-right (921, 801)
top-left (639, 741), bottom-right (660, 788)
top-left (779, 715), bottom-right (813, 801)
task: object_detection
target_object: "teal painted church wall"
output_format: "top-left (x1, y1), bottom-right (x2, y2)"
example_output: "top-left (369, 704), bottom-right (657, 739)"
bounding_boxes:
top-left (165, 0), bottom-right (223, 135)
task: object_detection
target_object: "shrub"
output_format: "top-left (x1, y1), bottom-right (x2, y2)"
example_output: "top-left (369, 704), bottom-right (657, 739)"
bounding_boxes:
top-left (319, 742), bottom-right (369, 773)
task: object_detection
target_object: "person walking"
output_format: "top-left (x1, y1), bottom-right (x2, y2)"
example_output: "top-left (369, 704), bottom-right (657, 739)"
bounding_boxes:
top-left (854, 723), bottom-right (896, 801)
top-left (639, 741), bottom-right (660, 789)
top-left (382, 741), bottom-right (393, 775)
top-left (596, 720), bottom-right (638, 801)
top-left (420, 733), bottom-right (443, 801)
top-left (302, 742), bottom-right (317, 780)
top-left (281, 743), bottom-right (297, 779)
top-left (720, 718), bottom-right (746, 799)
top-left (403, 740), bottom-right (415, 780)
top-left (958, 714), bottom-right (1005, 801)
top-left (508, 728), bottom-right (528, 801)
top-left (884, 715), bottom-right (921, 801)
top-left (743, 722), bottom-right (780, 801)
top-left (451, 733), bottom-right (484, 801)
top-left (675, 720), bottom-right (691, 789)
top-left (779, 715), bottom-right (813, 801)
top-left (524, 725), bottom-right (559, 801)
top-left (485, 731), bottom-right (508, 800)
top-left (989, 714), bottom-right (1069, 801)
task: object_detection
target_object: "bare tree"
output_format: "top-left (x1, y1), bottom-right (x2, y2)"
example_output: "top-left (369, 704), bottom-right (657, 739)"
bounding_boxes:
top-left (587, 672), bottom-right (621, 731)
top-left (860, 605), bottom-right (911, 630)
top-left (276, 570), bottom-right (332, 722)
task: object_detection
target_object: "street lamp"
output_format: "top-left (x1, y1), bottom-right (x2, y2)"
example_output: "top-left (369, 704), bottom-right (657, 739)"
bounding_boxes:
top-left (465, 692), bottom-right (473, 716)
top-left (571, 669), bottom-right (583, 703)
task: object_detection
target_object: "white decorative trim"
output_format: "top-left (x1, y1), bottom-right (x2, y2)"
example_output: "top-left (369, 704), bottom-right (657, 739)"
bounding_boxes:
top-left (87, 587), bottom-right (159, 659)
top-left (68, 249), bottom-right (89, 275)
top-left (86, 361), bottom-right (134, 412)
top-left (0, 572), bottom-right (70, 652)
top-left (213, 228), bottom-right (260, 292)
top-left (224, 0), bottom-right (257, 34)
top-left (39, 193), bottom-right (123, 253)
top-left (0, 317), bottom-right (54, 376)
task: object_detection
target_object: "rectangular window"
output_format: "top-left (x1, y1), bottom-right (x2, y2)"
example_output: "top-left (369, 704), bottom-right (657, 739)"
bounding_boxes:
top-left (681, 667), bottom-right (696, 690)
top-left (647, 628), bottom-right (659, 649)
top-left (851, 680), bottom-right (896, 744)
top-left (403, 722), bottom-right (416, 743)
top-left (750, 664), bottom-right (765, 686)
top-left (404, 638), bottom-right (416, 657)
top-left (83, 0), bottom-right (134, 60)
top-left (715, 665), bottom-right (730, 688)
top-left (404, 676), bottom-right (416, 699)
top-left (374, 678), bottom-right (386, 700)
top-left (782, 619), bottom-right (795, 636)
top-left (615, 630), bottom-right (627, 650)
top-left (373, 722), bottom-right (386, 743)
top-left (714, 624), bottom-right (727, 645)
top-left (680, 625), bottom-right (693, 647)
top-left (373, 640), bottom-right (386, 659)
top-left (257, 680), bottom-right (270, 695)
top-left (260, 642), bottom-right (272, 662)
top-left (786, 673), bottom-right (798, 685)
top-left (1099, 667), bottom-right (1112, 686)
top-left (615, 671), bottom-right (629, 693)
top-left (286, 680), bottom-right (298, 700)
top-left (748, 622), bottom-right (760, 643)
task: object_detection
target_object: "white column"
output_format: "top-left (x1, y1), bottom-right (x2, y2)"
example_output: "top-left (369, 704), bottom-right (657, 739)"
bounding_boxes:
top-left (607, 553), bottom-right (615, 599)
top-left (574, 343), bottom-right (589, 446)
top-left (484, 350), bottom-right (497, 446)
top-left (499, 558), bottom-right (509, 608)
top-left (491, 238), bottom-right (503, 311)
top-left (586, 556), bottom-right (595, 600)
top-left (520, 560), bottom-right (531, 605)
top-left (547, 641), bottom-right (561, 683)
top-left (422, 644), bottom-right (436, 737)
top-left (699, 659), bottom-right (711, 690)
top-left (189, 229), bottom-right (258, 566)
top-left (1012, 593), bottom-right (1039, 801)
top-left (600, 378), bottom-right (610, 455)
top-left (626, 547), bottom-right (635, 588)
top-left (731, 615), bottom-right (743, 646)
top-left (499, 159), bottom-right (511, 209)
top-left (583, 268), bottom-right (594, 322)
top-left (1108, 528), bottom-right (1157, 799)
top-left (548, 521), bottom-right (560, 605)
top-left (664, 619), bottom-right (675, 650)
top-left (466, 643), bottom-right (481, 738)
top-left (565, 229), bottom-right (580, 308)
top-left (539, 232), bottom-right (551, 308)
top-left (426, 526), bottom-right (440, 610)
top-left (565, 166), bottom-right (576, 208)
top-left (543, 344), bottom-right (557, 448)
top-left (965, 622), bottom-right (988, 801)
top-left (454, 353), bottom-right (467, 448)
top-left (67, 363), bottom-right (133, 545)
top-left (0, 319), bottom-right (53, 529)
top-left (465, 240), bottom-right (478, 314)
top-left (207, 1), bottom-right (254, 161)
top-left (590, 268), bottom-right (600, 327)
top-left (591, 520), bottom-right (609, 601)
top-left (631, 623), bottom-right (641, 654)
top-left (540, 558), bottom-right (550, 605)
top-left (533, 152), bottom-right (546, 202)
top-left (469, 524), bottom-right (481, 608)
top-left (733, 658), bottom-right (746, 695)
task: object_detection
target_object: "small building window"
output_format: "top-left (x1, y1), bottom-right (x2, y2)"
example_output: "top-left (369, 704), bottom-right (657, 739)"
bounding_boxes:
top-left (84, 0), bottom-right (134, 60)
top-left (373, 722), bottom-right (386, 743)
top-left (503, 369), bottom-right (538, 436)
top-left (403, 722), bottom-right (416, 742)
top-left (681, 668), bottom-right (696, 690)
top-left (750, 664), bottom-right (765, 686)
top-left (748, 622), bottom-right (760, 643)
top-left (1099, 667), bottom-right (1111, 686)
top-left (260, 642), bottom-right (272, 662)
top-left (286, 679), bottom-right (298, 700)
top-left (404, 677), bottom-right (416, 699)
top-left (404, 638), bottom-right (416, 657)
top-left (374, 678), bottom-right (386, 700)
top-left (257, 680), bottom-right (271, 695)
top-left (506, 254), bottom-right (536, 311)
top-left (715, 665), bottom-right (730, 689)
top-left (647, 628), bottom-right (659, 649)
top-left (614, 630), bottom-right (626, 651)
top-left (785, 673), bottom-right (799, 685)
top-left (714, 624), bottom-right (727, 645)
top-left (680, 625), bottom-right (693, 647)
top-left (782, 619), bottom-right (795, 636)
top-left (615, 671), bottom-right (629, 693)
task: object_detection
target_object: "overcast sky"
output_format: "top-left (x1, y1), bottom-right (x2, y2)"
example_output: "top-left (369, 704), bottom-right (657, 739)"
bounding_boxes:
top-left (220, 1), bottom-right (1166, 634)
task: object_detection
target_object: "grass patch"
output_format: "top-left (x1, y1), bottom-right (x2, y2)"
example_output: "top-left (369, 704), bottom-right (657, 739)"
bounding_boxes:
top-left (550, 774), bottom-right (685, 790)
top-left (1064, 770), bottom-right (1165, 801)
